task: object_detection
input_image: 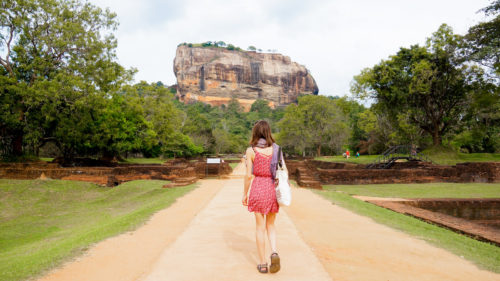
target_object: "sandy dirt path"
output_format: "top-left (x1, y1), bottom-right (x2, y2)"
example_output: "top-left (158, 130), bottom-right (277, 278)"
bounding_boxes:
top-left (286, 186), bottom-right (500, 281)
top-left (38, 163), bottom-right (500, 281)
top-left (37, 178), bottom-right (224, 281)
top-left (140, 163), bottom-right (331, 281)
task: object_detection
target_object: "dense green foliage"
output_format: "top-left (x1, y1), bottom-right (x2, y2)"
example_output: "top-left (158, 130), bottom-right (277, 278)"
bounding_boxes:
top-left (352, 24), bottom-right (499, 150)
top-left (315, 152), bottom-right (500, 165)
top-left (277, 95), bottom-right (350, 156)
top-left (178, 41), bottom-right (245, 52)
top-left (352, 2), bottom-right (499, 153)
top-left (463, 0), bottom-right (500, 76)
top-left (0, 179), bottom-right (197, 281)
top-left (0, 0), bottom-right (132, 158)
top-left (1, 0), bottom-right (498, 159)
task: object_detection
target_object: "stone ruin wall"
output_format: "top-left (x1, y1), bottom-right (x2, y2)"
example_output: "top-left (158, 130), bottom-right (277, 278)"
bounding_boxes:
top-left (0, 160), bottom-right (233, 187)
top-left (285, 160), bottom-right (500, 185)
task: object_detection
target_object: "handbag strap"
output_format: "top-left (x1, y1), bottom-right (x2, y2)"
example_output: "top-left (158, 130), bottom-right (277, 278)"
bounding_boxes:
top-left (277, 146), bottom-right (283, 170)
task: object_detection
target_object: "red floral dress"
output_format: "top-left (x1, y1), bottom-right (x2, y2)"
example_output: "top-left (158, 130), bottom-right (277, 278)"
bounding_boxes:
top-left (248, 147), bottom-right (279, 214)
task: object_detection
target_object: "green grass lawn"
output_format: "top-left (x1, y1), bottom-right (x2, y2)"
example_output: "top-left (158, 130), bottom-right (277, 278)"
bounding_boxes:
top-left (315, 188), bottom-right (500, 273)
top-left (229, 163), bottom-right (239, 169)
top-left (323, 182), bottom-right (500, 198)
top-left (314, 155), bottom-right (379, 164)
top-left (427, 152), bottom-right (500, 165)
top-left (39, 157), bottom-right (171, 164)
top-left (315, 153), bottom-right (500, 165)
top-left (122, 157), bottom-right (167, 164)
top-left (0, 179), bottom-right (197, 281)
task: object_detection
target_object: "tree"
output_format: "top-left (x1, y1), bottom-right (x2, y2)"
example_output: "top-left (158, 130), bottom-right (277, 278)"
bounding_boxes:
top-left (0, 0), bottom-right (130, 157)
top-left (276, 104), bottom-right (308, 156)
top-left (247, 46), bottom-right (257, 51)
top-left (202, 41), bottom-right (213, 47)
top-left (181, 102), bottom-right (215, 153)
top-left (91, 92), bottom-right (155, 158)
top-left (213, 127), bottom-right (231, 155)
top-left (130, 82), bottom-right (202, 157)
top-left (277, 95), bottom-right (349, 156)
top-left (250, 99), bottom-right (272, 119)
top-left (463, 0), bottom-right (500, 75)
top-left (333, 97), bottom-right (367, 151)
top-left (352, 24), bottom-right (478, 146)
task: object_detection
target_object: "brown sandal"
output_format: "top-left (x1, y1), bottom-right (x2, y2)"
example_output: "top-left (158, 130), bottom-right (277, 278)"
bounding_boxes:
top-left (257, 263), bottom-right (268, 273)
top-left (270, 252), bottom-right (280, 273)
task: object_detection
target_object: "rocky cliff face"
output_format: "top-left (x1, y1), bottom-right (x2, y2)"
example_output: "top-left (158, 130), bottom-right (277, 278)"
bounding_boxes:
top-left (173, 45), bottom-right (318, 110)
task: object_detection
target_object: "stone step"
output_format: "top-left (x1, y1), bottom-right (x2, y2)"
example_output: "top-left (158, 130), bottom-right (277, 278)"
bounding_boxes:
top-left (297, 179), bottom-right (322, 189)
top-left (175, 176), bottom-right (198, 183)
top-left (163, 177), bottom-right (198, 188)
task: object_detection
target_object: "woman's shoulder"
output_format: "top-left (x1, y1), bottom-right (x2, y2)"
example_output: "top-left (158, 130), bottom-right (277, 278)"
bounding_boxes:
top-left (246, 146), bottom-right (255, 155)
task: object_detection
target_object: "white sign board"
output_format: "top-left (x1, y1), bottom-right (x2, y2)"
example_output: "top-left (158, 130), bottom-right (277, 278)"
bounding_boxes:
top-left (207, 158), bottom-right (221, 164)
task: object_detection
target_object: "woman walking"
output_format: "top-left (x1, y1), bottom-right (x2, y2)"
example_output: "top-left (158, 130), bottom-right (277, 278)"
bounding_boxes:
top-left (242, 120), bottom-right (284, 274)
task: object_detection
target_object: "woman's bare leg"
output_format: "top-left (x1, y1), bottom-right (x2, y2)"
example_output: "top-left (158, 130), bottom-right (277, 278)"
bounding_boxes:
top-left (254, 213), bottom-right (266, 264)
top-left (266, 212), bottom-right (277, 253)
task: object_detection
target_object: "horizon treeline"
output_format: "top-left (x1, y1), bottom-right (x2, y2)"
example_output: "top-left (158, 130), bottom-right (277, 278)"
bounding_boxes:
top-left (0, 0), bottom-right (498, 161)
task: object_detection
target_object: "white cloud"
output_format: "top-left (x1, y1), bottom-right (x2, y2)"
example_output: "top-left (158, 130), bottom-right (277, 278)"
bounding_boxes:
top-left (91, 0), bottom-right (491, 97)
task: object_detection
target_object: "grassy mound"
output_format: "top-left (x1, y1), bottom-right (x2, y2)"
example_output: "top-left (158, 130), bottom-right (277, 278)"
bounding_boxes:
top-left (0, 179), bottom-right (197, 281)
top-left (422, 146), bottom-right (500, 165)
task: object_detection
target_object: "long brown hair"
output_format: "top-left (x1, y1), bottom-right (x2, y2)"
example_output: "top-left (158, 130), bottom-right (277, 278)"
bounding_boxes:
top-left (250, 120), bottom-right (275, 147)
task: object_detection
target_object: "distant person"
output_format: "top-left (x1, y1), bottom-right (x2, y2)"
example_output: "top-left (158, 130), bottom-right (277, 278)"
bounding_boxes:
top-left (411, 144), bottom-right (417, 157)
top-left (342, 152), bottom-right (347, 158)
top-left (356, 151), bottom-right (360, 157)
top-left (346, 150), bottom-right (350, 159)
top-left (242, 120), bottom-right (285, 274)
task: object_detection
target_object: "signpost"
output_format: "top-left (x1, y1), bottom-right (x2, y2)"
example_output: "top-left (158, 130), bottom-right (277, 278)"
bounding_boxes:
top-left (206, 158), bottom-right (221, 177)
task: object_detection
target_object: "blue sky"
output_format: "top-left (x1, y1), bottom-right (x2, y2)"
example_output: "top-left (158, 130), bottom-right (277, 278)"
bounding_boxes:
top-left (92, 0), bottom-right (492, 98)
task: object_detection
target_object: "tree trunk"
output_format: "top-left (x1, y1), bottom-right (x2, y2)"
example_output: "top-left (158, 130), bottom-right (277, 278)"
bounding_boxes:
top-left (12, 133), bottom-right (23, 156)
top-left (316, 144), bottom-right (321, 157)
top-left (432, 129), bottom-right (442, 146)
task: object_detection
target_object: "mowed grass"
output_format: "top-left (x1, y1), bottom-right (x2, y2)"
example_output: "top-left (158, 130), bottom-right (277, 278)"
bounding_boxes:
top-left (315, 155), bottom-right (378, 164)
top-left (426, 152), bottom-right (500, 165)
top-left (122, 157), bottom-right (167, 164)
top-left (315, 188), bottom-right (500, 273)
top-left (315, 152), bottom-right (500, 165)
top-left (229, 163), bottom-right (239, 169)
top-left (0, 179), bottom-right (197, 281)
top-left (323, 182), bottom-right (500, 198)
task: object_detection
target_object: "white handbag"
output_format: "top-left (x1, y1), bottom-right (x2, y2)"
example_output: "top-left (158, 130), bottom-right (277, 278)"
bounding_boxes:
top-left (275, 147), bottom-right (291, 206)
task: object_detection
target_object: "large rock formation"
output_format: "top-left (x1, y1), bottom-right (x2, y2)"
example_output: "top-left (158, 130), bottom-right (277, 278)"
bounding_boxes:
top-left (173, 45), bottom-right (318, 110)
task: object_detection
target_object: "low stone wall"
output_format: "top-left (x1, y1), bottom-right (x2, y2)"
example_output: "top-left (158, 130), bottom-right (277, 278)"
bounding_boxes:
top-left (401, 199), bottom-right (500, 226)
top-left (306, 160), bottom-right (364, 170)
top-left (0, 159), bottom-right (233, 187)
top-left (368, 198), bottom-right (500, 246)
top-left (312, 161), bottom-right (500, 185)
